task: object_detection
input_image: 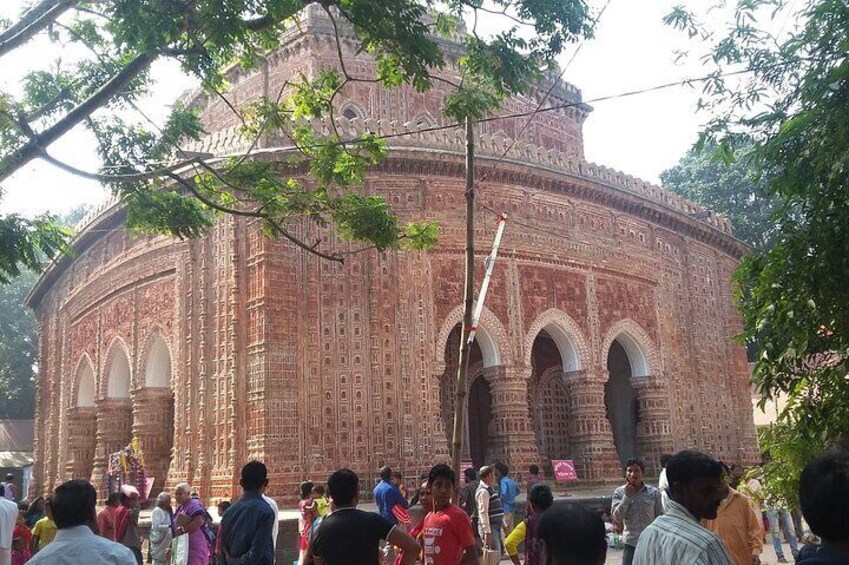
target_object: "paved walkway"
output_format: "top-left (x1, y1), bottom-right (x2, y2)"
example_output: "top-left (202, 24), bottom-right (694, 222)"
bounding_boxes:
top-left (497, 541), bottom-right (799, 564)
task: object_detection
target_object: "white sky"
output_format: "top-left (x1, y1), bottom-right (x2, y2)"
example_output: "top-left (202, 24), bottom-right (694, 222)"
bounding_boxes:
top-left (0, 0), bottom-right (730, 218)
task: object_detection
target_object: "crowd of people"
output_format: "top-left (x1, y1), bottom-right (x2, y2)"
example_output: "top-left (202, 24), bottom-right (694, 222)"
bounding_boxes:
top-left (0, 447), bottom-right (846, 565)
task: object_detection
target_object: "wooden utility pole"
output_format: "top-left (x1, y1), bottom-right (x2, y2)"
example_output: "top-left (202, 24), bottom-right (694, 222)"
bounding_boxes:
top-left (451, 116), bottom-right (475, 476)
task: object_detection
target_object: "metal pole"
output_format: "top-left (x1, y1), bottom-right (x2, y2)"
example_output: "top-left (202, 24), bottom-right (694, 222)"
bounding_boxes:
top-left (467, 214), bottom-right (507, 347)
top-left (451, 116), bottom-right (475, 478)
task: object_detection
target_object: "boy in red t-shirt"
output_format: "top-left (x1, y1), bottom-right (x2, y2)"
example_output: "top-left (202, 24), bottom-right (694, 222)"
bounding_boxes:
top-left (421, 464), bottom-right (479, 565)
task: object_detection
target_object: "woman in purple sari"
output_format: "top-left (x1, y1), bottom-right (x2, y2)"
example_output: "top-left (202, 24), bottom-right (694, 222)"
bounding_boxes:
top-left (173, 483), bottom-right (211, 565)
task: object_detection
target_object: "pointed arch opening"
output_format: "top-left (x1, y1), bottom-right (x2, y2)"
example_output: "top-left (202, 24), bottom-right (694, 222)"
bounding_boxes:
top-left (529, 330), bottom-right (572, 475)
top-left (107, 343), bottom-right (131, 399)
top-left (438, 323), bottom-right (500, 463)
top-left (137, 333), bottom-right (175, 497)
top-left (144, 335), bottom-right (171, 388)
top-left (467, 374), bottom-right (492, 469)
top-left (77, 362), bottom-right (96, 408)
top-left (66, 357), bottom-right (97, 481)
top-left (605, 338), bottom-right (640, 467)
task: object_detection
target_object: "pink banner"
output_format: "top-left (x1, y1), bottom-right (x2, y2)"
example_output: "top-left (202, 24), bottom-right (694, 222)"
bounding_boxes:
top-left (551, 460), bottom-right (578, 482)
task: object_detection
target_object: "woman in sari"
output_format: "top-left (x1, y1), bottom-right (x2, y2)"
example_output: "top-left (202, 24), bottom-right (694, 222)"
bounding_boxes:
top-left (173, 483), bottom-right (211, 565)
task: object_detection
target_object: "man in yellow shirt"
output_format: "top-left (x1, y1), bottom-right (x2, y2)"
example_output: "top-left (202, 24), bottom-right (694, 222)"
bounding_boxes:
top-left (31, 498), bottom-right (57, 553)
top-left (505, 483), bottom-right (554, 565)
top-left (703, 481), bottom-right (763, 565)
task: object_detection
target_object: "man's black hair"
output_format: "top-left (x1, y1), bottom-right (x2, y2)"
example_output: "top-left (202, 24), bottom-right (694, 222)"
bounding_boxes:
top-left (313, 484), bottom-right (326, 495)
top-left (495, 462), bottom-right (509, 476)
top-left (328, 468), bottom-right (359, 506)
top-left (538, 502), bottom-right (607, 564)
top-left (624, 458), bottom-right (645, 472)
top-left (51, 480), bottom-right (96, 529)
top-left (240, 460), bottom-right (268, 491)
top-left (799, 448), bottom-right (849, 544)
top-left (427, 464), bottom-right (457, 487)
top-left (660, 454), bottom-right (672, 468)
top-left (463, 467), bottom-right (478, 481)
top-left (106, 492), bottom-right (121, 507)
top-left (379, 465), bottom-right (392, 482)
top-left (529, 464), bottom-right (540, 475)
top-left (666, 450), bottom-right (724, 496)
top-left (528, 483), bottom-right (554, 512)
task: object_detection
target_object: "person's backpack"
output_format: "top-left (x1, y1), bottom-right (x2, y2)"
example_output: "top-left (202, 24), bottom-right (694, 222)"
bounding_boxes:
top-left (202, 510), bottom-right (216, 545)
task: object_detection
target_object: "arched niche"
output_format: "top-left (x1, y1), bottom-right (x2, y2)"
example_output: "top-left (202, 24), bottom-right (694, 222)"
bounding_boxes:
top-left (77, 359), bottom-right (96, 408)
top-left (106, 341), bottom-right (131, 398)
top-left (144, 335), bottom-right (171, 388)
top-left (66, 356), bottom-right (97, 481)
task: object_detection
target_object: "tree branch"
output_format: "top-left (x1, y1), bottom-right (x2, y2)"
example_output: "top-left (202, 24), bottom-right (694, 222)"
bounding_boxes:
top-left (39, 150), bottom-right (203, 183)
top-left (166, 171), bottom-right (345, 263)
top-left (0, 50), bottom-right (155, 183)
top-left (0, 0), bottom-right (79, 58)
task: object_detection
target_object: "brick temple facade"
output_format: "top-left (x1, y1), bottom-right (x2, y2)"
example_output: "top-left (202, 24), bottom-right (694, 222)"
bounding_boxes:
top-left (27, 6), bottom-right (758, 503)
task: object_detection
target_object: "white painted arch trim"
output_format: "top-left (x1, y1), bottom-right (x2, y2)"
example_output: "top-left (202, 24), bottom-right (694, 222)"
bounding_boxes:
top-left (74, 354), bottom-right (96, 408)
top-left (524, 309), bottom-right (588, 372)
top-left (601, 319), bottom-right (658, 379)
top-left (104, 338), bottom-right (132, 399)
top-left (142, 332), bottom-right (172, 388)
top-left (436, 305), bottom-right (511, 369)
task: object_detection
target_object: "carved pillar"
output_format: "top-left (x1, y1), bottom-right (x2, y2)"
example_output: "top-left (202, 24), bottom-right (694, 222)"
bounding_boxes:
top-left (563, 369), bottom-right (620, 481)
top-left (488, 366), bottom-right (540, 473)
top-left (64, 407), bottom-right (97, 480)
top-left (633, 379), bottom-right (674, 476)
top-left (91, 398), bottom-right (133, 499)
top-left (132, 387), bottom-right (174, 497)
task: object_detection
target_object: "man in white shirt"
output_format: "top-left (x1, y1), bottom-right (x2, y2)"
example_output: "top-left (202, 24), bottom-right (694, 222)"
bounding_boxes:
top-left (262, 491), bottom-right (279, 563)
top-left (634, 450), bottom-right (733, 565)
top-left (0, 485), bottom-right (18, 565)
top-left (657, 454), bottom-right (672, 510)
top-left (475, 465), bottom-right (504, 556)
top-left (27, 479), bottom-right (136, 565)
top-left (0, 476), bottom-right (15, 502)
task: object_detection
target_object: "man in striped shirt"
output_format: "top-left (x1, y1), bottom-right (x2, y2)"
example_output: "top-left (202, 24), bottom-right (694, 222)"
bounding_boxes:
top-left (475, 466), bottom-right (504, 557)
top-left (634, 451), bottom-right (733, 565)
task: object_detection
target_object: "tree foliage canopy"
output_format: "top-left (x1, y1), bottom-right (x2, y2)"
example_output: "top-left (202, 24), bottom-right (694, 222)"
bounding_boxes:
top-left (0, 205), bottom-right (88, 420)
top-left (661, 143), bottom-right (780, 252)
top-left (667, 0), bottom-right (849, 504)
top-left (0, 0), bottom-right (594, 278)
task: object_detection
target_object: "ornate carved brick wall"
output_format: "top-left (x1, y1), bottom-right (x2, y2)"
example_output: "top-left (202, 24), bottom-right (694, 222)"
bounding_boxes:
top-left (27, 7), bottom-right (757, 502)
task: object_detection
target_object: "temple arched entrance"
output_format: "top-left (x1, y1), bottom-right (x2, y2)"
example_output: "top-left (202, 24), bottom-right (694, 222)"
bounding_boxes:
top-left (134, 334), bottom-right (175, 496)
top-left (439, 323), bottom-right (499, 465)
top-left (65, 358), bottom-right (97, 480)
top-left (605, 339), bottom-right (639, 467)
top-left (529, 328), bottom-right (578, 474)
top-left (467, 375), bottom-right (492, 469)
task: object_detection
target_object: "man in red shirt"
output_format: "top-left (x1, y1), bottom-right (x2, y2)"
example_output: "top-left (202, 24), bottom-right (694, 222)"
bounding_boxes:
top-left (420, 464), bottom-right (479, 565)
